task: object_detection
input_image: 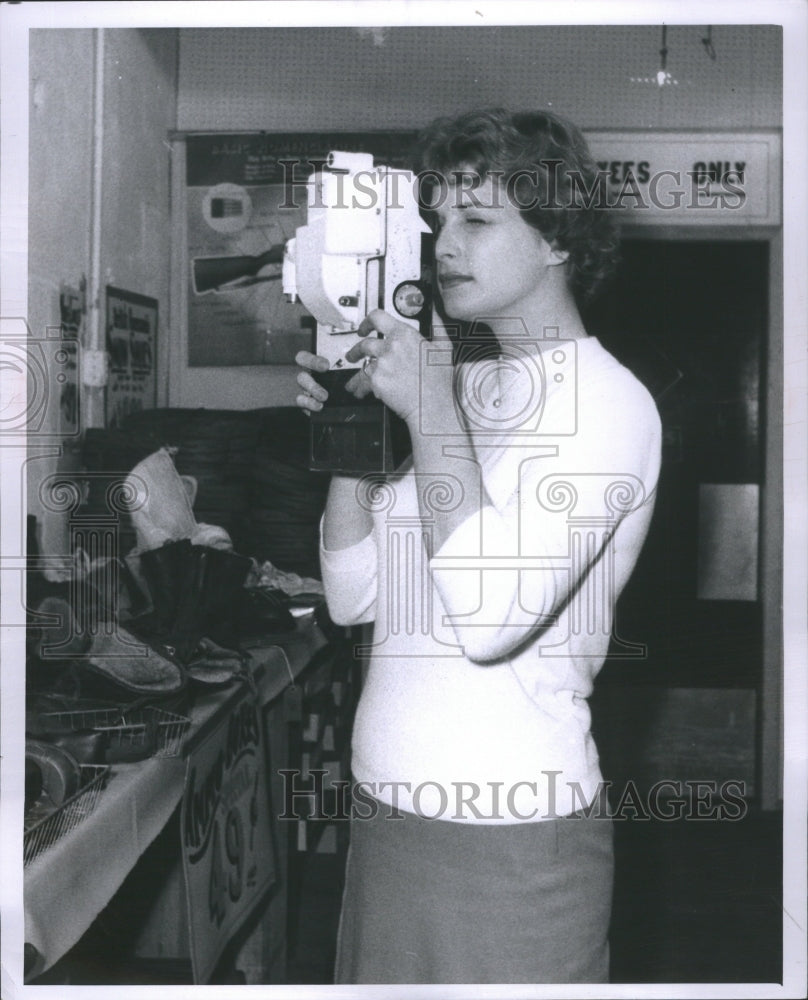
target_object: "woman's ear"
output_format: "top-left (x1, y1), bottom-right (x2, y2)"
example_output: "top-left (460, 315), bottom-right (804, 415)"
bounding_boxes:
top-left (548, 245), bottom-right (570, 266)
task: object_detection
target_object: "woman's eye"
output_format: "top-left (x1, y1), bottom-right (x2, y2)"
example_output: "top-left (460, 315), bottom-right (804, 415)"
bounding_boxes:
top-left (464, 216), bottom-right (487, 226)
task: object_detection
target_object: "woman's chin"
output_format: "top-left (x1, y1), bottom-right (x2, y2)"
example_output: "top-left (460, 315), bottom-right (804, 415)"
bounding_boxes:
top-left (439, 298), bottom-right (477, 323)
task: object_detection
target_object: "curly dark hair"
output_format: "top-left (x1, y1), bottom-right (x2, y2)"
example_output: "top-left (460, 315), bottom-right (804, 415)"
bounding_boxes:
top-left (413, 107), bottom-right (619, 304)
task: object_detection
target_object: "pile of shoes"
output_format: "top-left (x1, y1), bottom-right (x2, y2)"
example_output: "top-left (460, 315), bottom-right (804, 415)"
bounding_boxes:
top-left (25, 445), bottom-right (283, 723)
top-left (122, 446), bottom-right (295, 675)
top-left (26, 523), bottom-right (185, 707)
top-left (54, 407), bottom-right (334, 697)
top-left (25, 525), bottom-right (189, 781)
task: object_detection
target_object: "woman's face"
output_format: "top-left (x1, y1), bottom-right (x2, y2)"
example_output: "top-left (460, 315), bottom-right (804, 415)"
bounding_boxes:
top-left (428, 173), bottom-right (562, 326)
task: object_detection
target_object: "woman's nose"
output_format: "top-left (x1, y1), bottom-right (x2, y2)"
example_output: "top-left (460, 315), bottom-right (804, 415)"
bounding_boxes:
top-left (435, 225), bottom-right (459, 260)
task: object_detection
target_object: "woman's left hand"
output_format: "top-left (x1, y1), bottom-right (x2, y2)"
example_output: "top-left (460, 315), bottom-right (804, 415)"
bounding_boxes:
top-left (344, 309), bottom-right (455, 427)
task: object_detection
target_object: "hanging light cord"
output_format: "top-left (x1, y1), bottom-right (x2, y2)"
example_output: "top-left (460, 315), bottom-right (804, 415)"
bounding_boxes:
top-left (702, 26), bottom-right (717, 60)
top-left (655, 24), bottom-right (671, 87)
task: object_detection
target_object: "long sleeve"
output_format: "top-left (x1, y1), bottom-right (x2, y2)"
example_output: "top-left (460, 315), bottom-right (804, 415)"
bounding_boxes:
top-left (319, 525), bottom-right (378, 626)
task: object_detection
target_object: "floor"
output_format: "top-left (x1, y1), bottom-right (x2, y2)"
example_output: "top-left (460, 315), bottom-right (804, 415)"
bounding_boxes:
top-left (608, 807), bottom-right (782, 983)
top-left (285, 807), bottom-right (784, 985)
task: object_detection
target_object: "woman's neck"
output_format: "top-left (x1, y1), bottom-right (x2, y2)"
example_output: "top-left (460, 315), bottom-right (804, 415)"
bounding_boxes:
top-left (486, 288), bottom-right (589, 350)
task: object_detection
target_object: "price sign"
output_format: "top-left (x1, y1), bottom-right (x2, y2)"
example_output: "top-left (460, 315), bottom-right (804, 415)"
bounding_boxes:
top-left (180, 684), bottom-right (276, 983)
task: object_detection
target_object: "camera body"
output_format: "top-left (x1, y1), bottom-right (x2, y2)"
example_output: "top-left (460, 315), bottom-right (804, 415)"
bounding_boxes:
top-left (283, 151), bottom-right (432, 472)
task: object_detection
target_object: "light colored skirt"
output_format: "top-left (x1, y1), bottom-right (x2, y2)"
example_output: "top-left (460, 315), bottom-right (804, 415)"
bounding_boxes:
top-left (334, 798), bottom-right (613, 985)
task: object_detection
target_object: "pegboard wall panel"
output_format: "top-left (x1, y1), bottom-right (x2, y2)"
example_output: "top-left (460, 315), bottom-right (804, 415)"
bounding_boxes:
top-left (177, 25), bottom-right (781, 133)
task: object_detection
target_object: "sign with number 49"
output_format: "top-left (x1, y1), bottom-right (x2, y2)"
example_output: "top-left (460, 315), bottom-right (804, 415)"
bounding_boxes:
top-left (181, 684), bottom-right (276, 983)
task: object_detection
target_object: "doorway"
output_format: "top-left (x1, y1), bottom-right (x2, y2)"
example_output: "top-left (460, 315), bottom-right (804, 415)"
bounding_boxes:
top-left (588, 239), bottom-right (768, 690)
top-left (585, 239), bottom-right (781, 983)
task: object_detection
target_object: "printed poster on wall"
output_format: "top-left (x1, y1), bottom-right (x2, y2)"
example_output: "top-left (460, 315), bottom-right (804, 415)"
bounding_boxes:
top-left (180, 683), bottom-right (276, 984)
top-left (105, 286), bottom-right (158, 428)
top-left (184, 131), bottom-right (417, 366)
top-left (57, 284), bottom-right (81, 437)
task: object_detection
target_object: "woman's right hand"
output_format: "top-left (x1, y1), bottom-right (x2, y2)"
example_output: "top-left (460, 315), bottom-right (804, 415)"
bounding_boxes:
top-left (294, 350), bottom-right (374, 413)
top-left (294, 351), bottom-right (331, 413)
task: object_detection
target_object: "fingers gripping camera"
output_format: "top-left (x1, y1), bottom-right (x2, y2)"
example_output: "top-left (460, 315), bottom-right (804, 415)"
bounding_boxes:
top-left (418, 320), bottom-right (579, 438)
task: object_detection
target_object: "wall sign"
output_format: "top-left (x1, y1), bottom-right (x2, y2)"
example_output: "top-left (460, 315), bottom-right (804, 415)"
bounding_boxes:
top-left (105, 286), bottom-right (158, 428)
top-left (58, 283), bottom-right (81, 437)
top-left (584, 131), bottom-right (781, 226)
top-left (181, 683), bottom-right (276, 983)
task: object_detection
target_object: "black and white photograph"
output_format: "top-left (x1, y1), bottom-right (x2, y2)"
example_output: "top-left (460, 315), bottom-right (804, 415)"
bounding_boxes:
top-left (1, 2), bottom-right (806, 997)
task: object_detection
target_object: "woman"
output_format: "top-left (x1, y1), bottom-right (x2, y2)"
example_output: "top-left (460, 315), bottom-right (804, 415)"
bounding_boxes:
top-left (295, 108), bottom-right (661, 984)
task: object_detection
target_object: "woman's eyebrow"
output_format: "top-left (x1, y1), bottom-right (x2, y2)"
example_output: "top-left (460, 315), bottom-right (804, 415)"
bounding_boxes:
top-left (457, 201), bottom-right (497, 212)
top-left (430, 193), bottom-right (494, 217)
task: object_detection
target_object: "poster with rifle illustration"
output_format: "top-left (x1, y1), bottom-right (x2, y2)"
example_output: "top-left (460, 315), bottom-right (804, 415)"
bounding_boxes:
top-left (184, 131), bottom-right (417, 366)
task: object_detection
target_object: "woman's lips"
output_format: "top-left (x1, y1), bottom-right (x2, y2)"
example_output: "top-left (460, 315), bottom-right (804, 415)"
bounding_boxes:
top-left (439, 273), bottom-right (473, 289)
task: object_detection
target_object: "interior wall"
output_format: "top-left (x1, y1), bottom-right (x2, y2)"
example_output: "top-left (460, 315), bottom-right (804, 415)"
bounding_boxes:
top-left (99, 28), bottom-right (178, 391)
top-left (177, 25), bottom-right (782, 132)
top-left (27, 28), bottom-right (178, 555)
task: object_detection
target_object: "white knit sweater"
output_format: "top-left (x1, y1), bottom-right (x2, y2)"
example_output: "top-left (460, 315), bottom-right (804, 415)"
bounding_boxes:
top-left (320, 337), bottom-right (662, 823)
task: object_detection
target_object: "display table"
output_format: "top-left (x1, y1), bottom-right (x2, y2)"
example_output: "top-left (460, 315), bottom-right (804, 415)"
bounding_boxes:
top-left (24, 615), bottom-right (326, 982)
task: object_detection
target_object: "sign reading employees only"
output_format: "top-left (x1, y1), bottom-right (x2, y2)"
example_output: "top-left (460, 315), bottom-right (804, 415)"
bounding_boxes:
top-left (584, 130), bottom-right (781, 225)
top-left (181, 684), bottom-right (276, 983)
